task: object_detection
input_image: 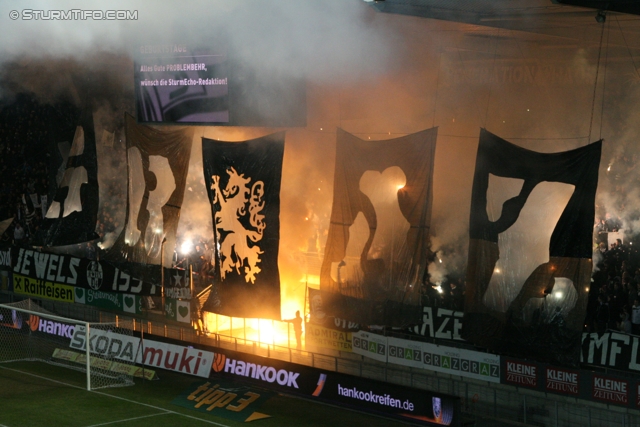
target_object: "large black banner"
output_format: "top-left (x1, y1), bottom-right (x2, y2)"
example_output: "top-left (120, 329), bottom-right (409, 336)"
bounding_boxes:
top-left (319, 128), bottom-right (437, 327)
top-left (39, 110), bottom-right (100, 246)
top-left (107, 114), bottom-right (194, 266)
top-left (464, 129), bottom-right (601, 366)
top-left (163, 267), bottom-right (191, 299)
top-left (581, 331), bottom-right (640, 374)
top-left (11, 246), bottom-right (161, 296)
top-left (201, 133), bottom-right (284, 319)
top-left (0, 218), bottom-right (13, 241)
top-left (0, 243), bottom-right (11, 271)
top-left (308, 288), bottom-right (361, 332)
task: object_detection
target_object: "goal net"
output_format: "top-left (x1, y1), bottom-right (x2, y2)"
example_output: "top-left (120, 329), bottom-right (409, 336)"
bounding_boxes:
top-left (0, 299), bottom-right (138, 390)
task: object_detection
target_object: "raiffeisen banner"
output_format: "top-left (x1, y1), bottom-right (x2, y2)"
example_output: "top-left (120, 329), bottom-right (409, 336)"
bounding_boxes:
top-left (12, 273), bottom-right (74, 303)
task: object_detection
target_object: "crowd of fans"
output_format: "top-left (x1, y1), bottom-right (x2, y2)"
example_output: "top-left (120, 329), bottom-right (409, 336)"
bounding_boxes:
top-left (422, 218), bottom-right (640, 338)
top-left (585, 143), bottom-right (640, 334)
top-left (421, 276), bottom-right (464, 312)
top-left (0, 93), bottom-right (130, 255)
top-left (588, 231), bottom-right (640, 335)
top-left (0, 94), bottom-right (78, 245)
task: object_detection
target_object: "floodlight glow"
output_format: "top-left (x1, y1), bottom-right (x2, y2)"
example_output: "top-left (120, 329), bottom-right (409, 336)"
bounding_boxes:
top-left (181, 240), bottom-right (193, 254)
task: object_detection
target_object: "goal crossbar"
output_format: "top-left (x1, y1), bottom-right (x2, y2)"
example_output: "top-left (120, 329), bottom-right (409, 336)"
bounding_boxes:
top-left (0, 300), bottom-right (136, 390)
top-left (0, 303), bottom-right (92, 389)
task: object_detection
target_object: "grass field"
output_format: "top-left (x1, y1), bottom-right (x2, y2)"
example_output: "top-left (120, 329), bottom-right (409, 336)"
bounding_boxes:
top-left (0, 360), bottom-right (422, 427)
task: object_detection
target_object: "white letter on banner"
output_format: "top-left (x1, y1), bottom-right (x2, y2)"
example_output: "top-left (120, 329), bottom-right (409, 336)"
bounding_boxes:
top-left (609, 333), bottom-right (630, 366)
top-left (629, 336), bottom-right (640, 371)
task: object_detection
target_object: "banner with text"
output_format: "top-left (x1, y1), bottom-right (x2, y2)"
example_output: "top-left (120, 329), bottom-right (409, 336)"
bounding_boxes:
top-left (74, 287), bottom-right (143, 315)
top-left (165, 298), bottom-right (191, 324)
top-left (208, 344), bottom-right (460, 426)
top-left (352, 331), bottom-right (388, 363)
top-left (12, 273), bottom-right (75, 303)
top-left (69, 327), bottom-right (213, 378)
top-left (502, 356), bottom-right (640, 408)
top-left (0, 245), bottom-right (11, 271)
top-left (164, 268), bottom-right (191, 299)
top-left (581, 331), bottom-right (640, 374)
top-left (405, 307), bottom-right (465, 343)
top-left (172, 379), bottom-right (275, 423)
top-left (305, 323), bottom-right (352, 352)
top-left (353, 332), bottom-right (500, 383)
top-left (11, 247), bottom-right (161, 296)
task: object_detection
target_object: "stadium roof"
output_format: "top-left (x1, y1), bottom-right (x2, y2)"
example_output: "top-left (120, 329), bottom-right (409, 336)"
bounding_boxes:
top-left (363, 0), bottom-right (640, 59)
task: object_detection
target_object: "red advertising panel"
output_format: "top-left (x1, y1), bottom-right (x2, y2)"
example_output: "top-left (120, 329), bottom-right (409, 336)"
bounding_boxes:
top-left (545, 367), bottom-right (579, 395)
top-left (505, 360), bottom-right (537, 388)
top-left (592, 375), bottom-right (628, 405)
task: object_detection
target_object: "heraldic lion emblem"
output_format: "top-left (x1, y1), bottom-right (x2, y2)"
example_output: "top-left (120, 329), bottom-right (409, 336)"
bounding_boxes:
top-left (210, 167), bottom-right (266, 284)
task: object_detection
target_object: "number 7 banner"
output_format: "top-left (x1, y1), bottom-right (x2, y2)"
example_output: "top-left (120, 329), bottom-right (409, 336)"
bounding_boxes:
top-left (464, 129), bottom-right (602, 366)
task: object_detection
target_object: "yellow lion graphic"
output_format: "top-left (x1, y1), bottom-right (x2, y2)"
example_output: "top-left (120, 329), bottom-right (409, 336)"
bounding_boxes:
top-left (210, 167), bottom-right (265, 284)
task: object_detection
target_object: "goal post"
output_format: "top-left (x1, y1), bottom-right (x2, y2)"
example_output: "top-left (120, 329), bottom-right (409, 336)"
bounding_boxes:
top-left (0, 299), bottom-right (137, 390)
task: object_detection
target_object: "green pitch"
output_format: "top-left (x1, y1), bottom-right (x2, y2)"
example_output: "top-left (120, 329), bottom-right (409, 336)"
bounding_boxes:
top-left (0, 361), bottom-right (416, 427)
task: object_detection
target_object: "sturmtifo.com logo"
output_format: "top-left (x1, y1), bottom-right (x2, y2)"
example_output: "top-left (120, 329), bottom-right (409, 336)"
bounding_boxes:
top-left (10, 9), bottom-right (138, 21)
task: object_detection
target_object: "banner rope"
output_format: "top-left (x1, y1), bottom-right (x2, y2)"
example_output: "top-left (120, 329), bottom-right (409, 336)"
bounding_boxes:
top-left (588, 17), bottom-right (607, 144)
